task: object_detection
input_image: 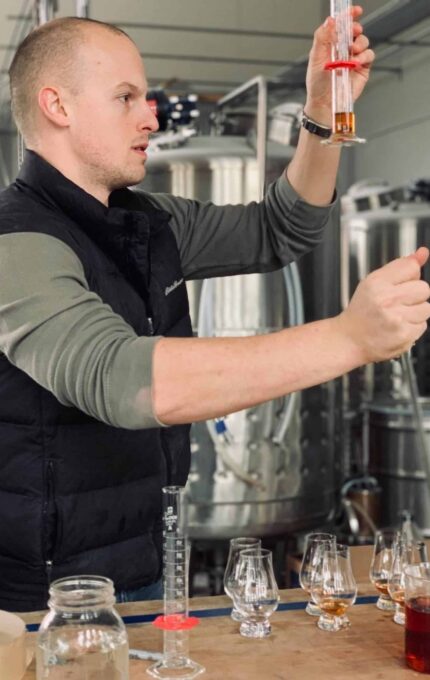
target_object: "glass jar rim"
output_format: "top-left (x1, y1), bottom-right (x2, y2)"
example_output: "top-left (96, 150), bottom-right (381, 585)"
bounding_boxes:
top-left (239, 548), bottom-right (272, 559)
top-left (230, 537), bottom-right (261, 546)
top-left (305, 532), bottom-right (336, 541)
top-left (49, 575), bottom-right (115, 609)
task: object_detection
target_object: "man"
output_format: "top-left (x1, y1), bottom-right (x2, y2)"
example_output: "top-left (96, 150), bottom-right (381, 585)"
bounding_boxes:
top-left (0, 10), bottom-right (428, 612)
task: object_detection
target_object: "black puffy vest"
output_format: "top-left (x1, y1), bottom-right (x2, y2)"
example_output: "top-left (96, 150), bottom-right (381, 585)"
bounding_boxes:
top-left (0, 151), bottom-right (192, 611)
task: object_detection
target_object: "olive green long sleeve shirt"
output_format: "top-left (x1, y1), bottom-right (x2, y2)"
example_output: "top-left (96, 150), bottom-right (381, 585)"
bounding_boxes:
top-left (0, 174), bottom-right (335, 429)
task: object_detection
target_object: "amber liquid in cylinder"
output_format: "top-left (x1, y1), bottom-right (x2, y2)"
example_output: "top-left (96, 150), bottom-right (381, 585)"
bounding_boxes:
top-left (334, 112), bottom-right (356, 136)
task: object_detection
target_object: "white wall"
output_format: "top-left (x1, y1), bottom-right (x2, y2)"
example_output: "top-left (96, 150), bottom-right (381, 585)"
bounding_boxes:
top-left (352, 49), bottom-right (430, 189)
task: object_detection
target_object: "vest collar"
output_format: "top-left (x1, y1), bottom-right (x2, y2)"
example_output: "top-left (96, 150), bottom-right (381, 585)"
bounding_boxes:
top-left (16, 151), bottom-right (173, 307)
top-left (16, 150), bottom-right (170, 242)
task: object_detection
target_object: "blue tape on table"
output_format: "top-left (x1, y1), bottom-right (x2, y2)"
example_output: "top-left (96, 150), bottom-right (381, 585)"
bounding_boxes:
top-left (25, 594), bottom-right (378, 632)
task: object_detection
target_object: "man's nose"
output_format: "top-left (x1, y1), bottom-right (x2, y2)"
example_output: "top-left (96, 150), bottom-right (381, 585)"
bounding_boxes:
top-left (139, 100), bottom-right (159, 133)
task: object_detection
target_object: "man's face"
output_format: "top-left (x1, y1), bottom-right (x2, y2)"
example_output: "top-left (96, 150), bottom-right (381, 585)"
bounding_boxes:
top-left (65, 29), bottom-right (159, 194)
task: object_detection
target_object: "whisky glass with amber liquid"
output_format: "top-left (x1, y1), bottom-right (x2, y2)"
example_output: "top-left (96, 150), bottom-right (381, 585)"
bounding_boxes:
top-left (388, 538), bottom-right (408, 625)
top-left (322, 0), bottom-right (366, 146)
top-left (310, 543), bottom-right (357, 632)
top-left (370, 529), bottom-right (400, 611)
top-left (299, 533), bottom-right (336, 616)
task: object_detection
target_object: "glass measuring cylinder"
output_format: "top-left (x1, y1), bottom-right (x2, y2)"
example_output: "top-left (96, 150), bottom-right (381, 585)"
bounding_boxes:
top-left (162, 486), bottom-right (188, 619)
top-left (147, 486), bottom-right (204, 680)
top-left (322, 0), bottom-right (365, 146)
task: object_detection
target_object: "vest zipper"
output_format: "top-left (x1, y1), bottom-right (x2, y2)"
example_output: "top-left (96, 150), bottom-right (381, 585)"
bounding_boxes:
top-left (43, 460), bottom-right (55, 585)
top-left (124, 231), bottom-right (154, 336)
top-left (46, 559), bottom-right (53, 584)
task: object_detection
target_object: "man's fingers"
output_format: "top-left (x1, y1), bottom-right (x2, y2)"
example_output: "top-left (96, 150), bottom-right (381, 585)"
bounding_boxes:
top-left (351, 34), bottom-right (369, 53)
top-left (354, 48), bottom-right (375, 70)
top-left (412, 322), bottom-right (429, 344)
top-left (403, 302), bottom-right (430, 325)
top-left (397, 280), bottom-right (430, 305)
top-left (313, 17), bottom-right (336, 49)
top-left (314, 6), bottom-right (364, 59)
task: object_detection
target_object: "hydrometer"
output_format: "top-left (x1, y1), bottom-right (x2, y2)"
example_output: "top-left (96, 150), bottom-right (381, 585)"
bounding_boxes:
top-left (323, 0), bottom-right (366, 146)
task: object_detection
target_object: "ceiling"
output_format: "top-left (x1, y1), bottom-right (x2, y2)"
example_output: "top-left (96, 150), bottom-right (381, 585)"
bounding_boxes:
top-left (2, 0), bottom-right (426, 99)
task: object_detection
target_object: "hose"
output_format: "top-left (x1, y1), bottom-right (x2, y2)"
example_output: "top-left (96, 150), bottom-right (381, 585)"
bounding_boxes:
top-left (197, 263), bottom-right (304, 485)
top-left (400, 351), bottom-right (430, 499)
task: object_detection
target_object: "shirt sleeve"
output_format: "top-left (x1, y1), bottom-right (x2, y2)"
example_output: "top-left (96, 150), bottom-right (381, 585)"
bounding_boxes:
top-left (141, 173), bottom-right (336, 280)
top-left (0, 232), bottom-right (164, 430)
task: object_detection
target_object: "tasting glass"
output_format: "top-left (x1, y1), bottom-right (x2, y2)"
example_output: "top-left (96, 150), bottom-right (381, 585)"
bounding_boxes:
top-left (389, 541), bottom-right (428, 626)
top-left (369, 529), bottom-right (400, 611)
top-left (405, 563), bottom-right (430, 674)
top-left (310, 543), bottom-right (357, 632)
top-left (223, 537), bottom-right (261, 622)
top-left (299, 532), bottom-right (336, 616)
top-left (230, 548), bottom-right (279, 638)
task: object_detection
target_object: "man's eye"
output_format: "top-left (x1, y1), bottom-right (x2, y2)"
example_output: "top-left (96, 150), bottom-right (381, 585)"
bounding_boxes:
top-left (118, 93), bottom-right (131, 103)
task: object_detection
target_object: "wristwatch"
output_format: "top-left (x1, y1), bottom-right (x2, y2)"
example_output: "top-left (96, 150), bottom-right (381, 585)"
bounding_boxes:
top-left (301, 110), bottom-right (332, 139)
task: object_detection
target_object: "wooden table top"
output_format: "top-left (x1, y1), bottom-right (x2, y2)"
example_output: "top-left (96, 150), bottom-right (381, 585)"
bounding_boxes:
top-left (21, 583), bottom-right (424, 680)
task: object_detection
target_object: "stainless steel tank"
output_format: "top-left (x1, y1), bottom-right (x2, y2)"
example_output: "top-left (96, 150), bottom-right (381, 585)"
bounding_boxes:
top-left (368, 400), bottom-right (430, 536)
top-left (144, 135), bottom-right (342, 538)
top-left (341, 189), bottom-right (430, 532)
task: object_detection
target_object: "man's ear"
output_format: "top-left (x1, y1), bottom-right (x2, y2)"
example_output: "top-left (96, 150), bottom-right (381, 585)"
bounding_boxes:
top-left (38, 86), bottom-right (70, 128)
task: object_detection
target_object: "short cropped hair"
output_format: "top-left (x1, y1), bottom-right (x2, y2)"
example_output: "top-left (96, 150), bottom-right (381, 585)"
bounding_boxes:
top-left (9, 17), bottom-right (129, 142)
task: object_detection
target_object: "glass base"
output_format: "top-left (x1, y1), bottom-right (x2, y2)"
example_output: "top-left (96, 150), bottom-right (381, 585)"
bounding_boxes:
top-left (305, 601), bottom-right (321, 617)
top-left (394, 605), bottom-right (405, 626)
top-left (147, 658), bottom-right (205, 680)
top-left (376, 596), bottom-right (396, 612)
top-left (339, 615), bottom-right (351, 629)
top-left (317, 613), bottom-right (343, 632)
top-left (230, 607), bottom-right (244, 622)
top-left (321, 133), bottom-right (366, 147)
top-left (239, 619), bottom-right (271, 638)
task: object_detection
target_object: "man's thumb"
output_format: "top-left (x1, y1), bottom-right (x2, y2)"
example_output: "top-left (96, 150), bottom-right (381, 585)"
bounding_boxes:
top-left (410, 246), bottom-right (429, 268)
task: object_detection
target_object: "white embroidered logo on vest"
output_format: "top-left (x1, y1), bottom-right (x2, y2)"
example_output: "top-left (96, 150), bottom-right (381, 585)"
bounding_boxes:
top-left (165, 278), bottom-right (184, 296)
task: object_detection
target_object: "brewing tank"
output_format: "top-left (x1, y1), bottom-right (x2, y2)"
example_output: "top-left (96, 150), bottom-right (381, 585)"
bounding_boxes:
top-left (341, 191), bottom-right (430, 533)
top-left (144, 135), bottom-right (343, 538)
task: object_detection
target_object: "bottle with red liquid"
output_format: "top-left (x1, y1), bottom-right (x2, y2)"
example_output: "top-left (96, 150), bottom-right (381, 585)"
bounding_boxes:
top-left (405, 565), bottom-right (430, 673)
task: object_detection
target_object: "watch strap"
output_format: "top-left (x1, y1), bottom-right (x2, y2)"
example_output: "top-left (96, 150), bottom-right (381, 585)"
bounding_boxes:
top-left (301, 110), bottom-right (332, 139)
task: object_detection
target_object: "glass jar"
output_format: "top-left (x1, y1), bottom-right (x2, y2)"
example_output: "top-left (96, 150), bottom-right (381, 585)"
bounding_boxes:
top-left (36, 575), bottom-right (129, 679)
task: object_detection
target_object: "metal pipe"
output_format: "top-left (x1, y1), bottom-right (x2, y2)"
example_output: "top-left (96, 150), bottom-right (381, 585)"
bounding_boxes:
top-left (275, 0), bottom-right (429, 86)
top-left (217, 75), bottom-right (266, 108)
top-left (75, 0), bottom-right (89, 18)
top-left (256, 76), bottom-right (267, 200)
top-left (140, 51), bottom-right (295, 68)
top-left (16, 0), bottom-right (56, 169)
top-left (362, 0), bottom-right (430, 43)
top-left (400, 352), bottom-right (430, 498)
top-left (217, 75), bottom-right (267, 200)
top-left (114, 21), bottom-right (314, 41)
top-left (34, 0), bottom-right (56, 25)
